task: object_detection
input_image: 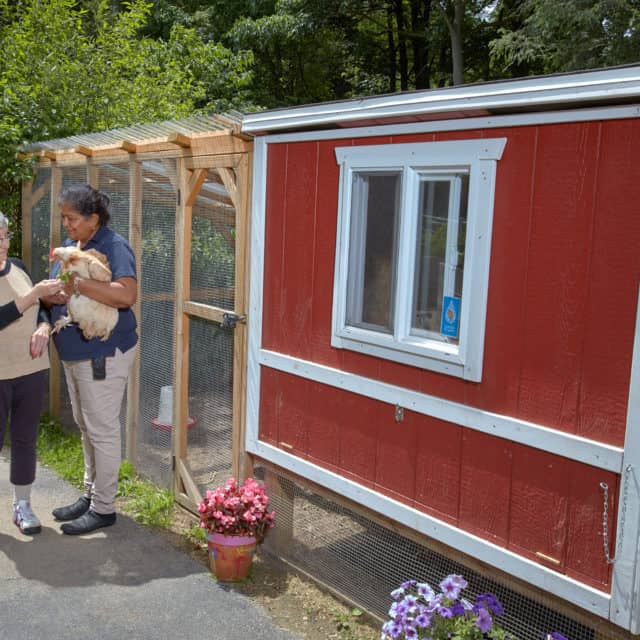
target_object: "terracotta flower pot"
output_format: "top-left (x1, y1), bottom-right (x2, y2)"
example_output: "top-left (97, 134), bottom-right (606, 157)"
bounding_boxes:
top-left (207, 532), bottom-right (257, 581)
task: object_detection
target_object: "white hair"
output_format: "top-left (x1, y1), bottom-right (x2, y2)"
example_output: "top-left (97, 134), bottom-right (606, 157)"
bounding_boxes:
top-left (0, 212), bottom-right (8, 230)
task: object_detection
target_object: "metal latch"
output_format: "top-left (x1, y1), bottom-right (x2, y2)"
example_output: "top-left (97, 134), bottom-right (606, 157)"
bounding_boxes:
top-left (221, 312), bottom-right (246, 329)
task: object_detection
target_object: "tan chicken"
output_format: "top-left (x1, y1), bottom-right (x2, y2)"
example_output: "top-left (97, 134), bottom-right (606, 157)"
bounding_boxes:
top-left (51, 245), bottom-right (118, 341)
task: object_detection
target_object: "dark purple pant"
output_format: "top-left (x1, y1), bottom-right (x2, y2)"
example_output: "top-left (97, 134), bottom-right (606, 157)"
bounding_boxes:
top-left (0, 370), bottom-right (46, 486)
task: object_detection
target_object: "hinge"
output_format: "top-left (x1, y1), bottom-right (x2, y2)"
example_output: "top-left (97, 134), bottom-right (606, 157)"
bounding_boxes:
top-left (177, 189), bottom-right (181, 205)
top-left (172, 456), bottom-right (176, 471)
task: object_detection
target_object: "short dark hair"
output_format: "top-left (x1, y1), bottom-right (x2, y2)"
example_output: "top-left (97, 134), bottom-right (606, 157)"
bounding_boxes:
top-left (58, 184), bottom-right (111, 226)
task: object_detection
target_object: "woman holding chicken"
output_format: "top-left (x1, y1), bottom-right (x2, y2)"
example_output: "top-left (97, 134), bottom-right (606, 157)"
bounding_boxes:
top-left (44, 183), bottom-right (138, 535)
top-left (0, 212), bottom-right (65, 534)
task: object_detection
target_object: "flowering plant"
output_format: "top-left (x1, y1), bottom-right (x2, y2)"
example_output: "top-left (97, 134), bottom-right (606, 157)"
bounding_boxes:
top-left (382, 575), bottom-right (570, 640)
top-left (382, 574), bottom-right (510, 640)
top-left (198, 477), bottom-right (275, 541)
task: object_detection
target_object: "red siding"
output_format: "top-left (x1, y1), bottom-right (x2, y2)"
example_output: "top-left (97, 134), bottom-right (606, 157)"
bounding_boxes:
top-left (257, 117), bottom-right (639, 591)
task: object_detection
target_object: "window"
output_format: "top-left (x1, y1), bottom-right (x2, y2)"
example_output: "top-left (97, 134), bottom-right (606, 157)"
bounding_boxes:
top-left (332, 138), bottom-right (506, 381)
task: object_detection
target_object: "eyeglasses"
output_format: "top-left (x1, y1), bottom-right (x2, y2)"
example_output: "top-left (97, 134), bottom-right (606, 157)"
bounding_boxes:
top-left (0, 232), bottom-right (12, 243)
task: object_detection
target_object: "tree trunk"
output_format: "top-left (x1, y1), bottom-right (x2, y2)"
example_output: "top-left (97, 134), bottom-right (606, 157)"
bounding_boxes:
top-left (393, 0), bottom-right (409, 91)
top-left (438, 0), bottom-right (465, 85)
top-left (410, 0), bottom-right (433, 89)
top-left (386, 2), bottom-right (397, 92)
top-left (451, 0), bottom-right (465, 85)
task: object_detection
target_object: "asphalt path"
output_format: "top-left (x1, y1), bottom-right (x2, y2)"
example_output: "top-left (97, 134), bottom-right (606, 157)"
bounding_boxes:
top-left (0, 453), bottom-right (297, 640)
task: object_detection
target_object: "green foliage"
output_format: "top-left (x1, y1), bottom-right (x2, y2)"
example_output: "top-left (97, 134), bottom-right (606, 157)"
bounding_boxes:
top-left (490, 0), bottom-right (640, 75)
top-left (37, 414), bottom-right (85, 489)
top-left (0, 0), bottom-right (253, 226)
top-left (117, 459), bottom-right (175, 528)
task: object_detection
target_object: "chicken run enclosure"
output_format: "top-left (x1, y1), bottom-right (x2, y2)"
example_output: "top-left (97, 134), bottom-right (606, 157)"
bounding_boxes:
top-left (20, 114), bottom-right (252, 512)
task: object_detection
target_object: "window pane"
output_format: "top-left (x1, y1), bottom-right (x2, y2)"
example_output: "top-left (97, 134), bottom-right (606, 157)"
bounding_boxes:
top-left (411, 174), bottom-right (468, 343)
top-left (346, 172), bottom-right (400, 333)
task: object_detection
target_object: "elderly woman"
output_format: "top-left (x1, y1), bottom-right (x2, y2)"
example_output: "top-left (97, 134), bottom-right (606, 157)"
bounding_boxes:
top-left (44, 184), bottom-right (138, 535)
top-left (0, 212), bottom-right (65, 534)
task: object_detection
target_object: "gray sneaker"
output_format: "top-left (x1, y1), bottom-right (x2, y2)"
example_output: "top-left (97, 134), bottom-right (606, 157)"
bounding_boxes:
top-left (12, 500), bottom-right (42, 535)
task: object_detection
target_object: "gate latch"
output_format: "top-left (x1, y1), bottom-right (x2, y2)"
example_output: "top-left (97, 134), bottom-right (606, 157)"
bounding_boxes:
top-left (221, 312), bottom-right (246, 330)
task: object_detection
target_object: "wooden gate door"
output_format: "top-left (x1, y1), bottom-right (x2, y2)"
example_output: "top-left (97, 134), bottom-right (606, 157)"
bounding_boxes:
top-left (172, 147), bottom-right (252, 513)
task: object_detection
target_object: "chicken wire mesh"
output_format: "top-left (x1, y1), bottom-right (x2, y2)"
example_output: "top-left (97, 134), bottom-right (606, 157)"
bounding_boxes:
top-left (257, 468), bottom-right (626, 640)
top-left (134, 158), bottom-right (177, 487)
top-left (29, 166), bottom-right (52, 282)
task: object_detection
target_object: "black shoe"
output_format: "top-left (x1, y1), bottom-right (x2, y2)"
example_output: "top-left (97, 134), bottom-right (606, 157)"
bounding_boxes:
top-left (60, 510), bottom-right (116, 535)
top-left (52, 496), bottom-right (91, 521)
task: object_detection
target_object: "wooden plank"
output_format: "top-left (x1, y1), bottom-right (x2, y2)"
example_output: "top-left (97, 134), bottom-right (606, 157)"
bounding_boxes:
top-left (48, 164), bottom-right (63, 418)
top-left (218, 167), bottom-right (238, 210)
top-left (21, 179), bottom-right (33, 271)
top-left (185, 153), bottom-right (244, 170)
top-left (186, 168), bottom-right (208, 207)
top-left (414, 417), bottom-right (463, 526)
top-left (232, 152), bottom-right (251, 479)
top-left (125, 159), bottom-right (143, 463)
top-left (177, 458), bottom-right (203, 504)
top-left (183, 301), bottom-right (227, 323)
top-left (187, 135), bottom-right (251, 156)
top-left (172, 157), bottom-right (192, 495)
top-left (175, 491), bottom-right (199, 515)
top-left (121, 139), bottom-right (181, 154)
top-left (579, 119), bottom-right (640, 446)
top-left (87, 161), bottom-right (100, 188)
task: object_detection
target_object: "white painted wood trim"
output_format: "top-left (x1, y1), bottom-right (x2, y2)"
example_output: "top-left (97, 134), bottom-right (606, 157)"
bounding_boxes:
top-left (246, 137), bottom-right (268, 448)
top-left (246, 437), bottom-right (611, 618)
top-left (609, 284), bottom-right (640, 632)
top-left (258, 349), bottom-right (623, 473)
top-left (242, 66), bottom-right (640, 133)
top-left (249, 104), bottom-right (640, 145)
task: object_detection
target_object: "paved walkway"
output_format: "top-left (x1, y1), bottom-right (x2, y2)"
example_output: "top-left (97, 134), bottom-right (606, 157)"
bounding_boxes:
top-left (0, 453), bottom-right (297, 640)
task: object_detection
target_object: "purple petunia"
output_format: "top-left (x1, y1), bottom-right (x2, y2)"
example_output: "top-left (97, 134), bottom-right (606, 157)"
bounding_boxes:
top-left (475, 592), bottom-right (504, 616)
top-left (391, 587), bottom-right (406, 601)
top-left (547, 633), bottom-right (569, 640)
top-left (414, 612), bottom-right (431, 627)
top-left (437, 606), bottom-right (453, 619)
top-left (475, 608), bottom-right (493, 634)
top-left (439, 574), bottom-right (468, 600)
top-left (417, 582), bottom-right (435, 602)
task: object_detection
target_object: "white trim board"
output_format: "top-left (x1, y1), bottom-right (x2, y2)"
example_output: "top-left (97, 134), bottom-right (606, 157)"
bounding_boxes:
top-left (247, 438), bottom-right (611, 618)
top-left (258, 349), bottom-right (623, 473)
top-left (242, 66), bottom-right (640, 133)
top-left (609, 284), bottom-right (640, 632)
top-left (251, 104), bottom-right (640, 145)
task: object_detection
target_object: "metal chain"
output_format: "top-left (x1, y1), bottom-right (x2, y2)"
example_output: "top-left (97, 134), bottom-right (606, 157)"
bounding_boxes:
top-left (600, 464), bottom-right (633, 565)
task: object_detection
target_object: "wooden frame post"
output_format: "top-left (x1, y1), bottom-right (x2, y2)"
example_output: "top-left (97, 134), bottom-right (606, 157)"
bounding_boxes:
top-left (48, 164), bottom-right (62, 418)
top-left (126, 157), bottom-right (143, 463)
top-left (231, 152), bottom-right (253, 481)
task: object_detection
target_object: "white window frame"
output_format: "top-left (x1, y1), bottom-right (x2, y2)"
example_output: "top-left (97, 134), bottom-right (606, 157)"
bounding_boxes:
top-left (332, 138), bottom-right (506, 382)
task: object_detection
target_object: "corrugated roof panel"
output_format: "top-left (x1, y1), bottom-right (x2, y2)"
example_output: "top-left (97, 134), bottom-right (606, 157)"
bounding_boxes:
top-left (24, 112), bottom-right (244, 152)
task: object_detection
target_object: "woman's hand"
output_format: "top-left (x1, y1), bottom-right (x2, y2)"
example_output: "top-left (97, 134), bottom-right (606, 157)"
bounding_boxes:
top-left (16, 279), bottom-right (66, 314)
top-left (33, 278), bottom-right (66, 299)
top-left (30, 322), bottom-right (51, 358)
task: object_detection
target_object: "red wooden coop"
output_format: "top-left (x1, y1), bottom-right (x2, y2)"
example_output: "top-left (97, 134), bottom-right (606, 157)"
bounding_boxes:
top-left (241, 65), bottom-right (640, 633)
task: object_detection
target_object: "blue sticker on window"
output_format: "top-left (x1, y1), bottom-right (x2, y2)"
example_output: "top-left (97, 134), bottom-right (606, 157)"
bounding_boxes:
top-left (440, 296), bottom-right (460, 338)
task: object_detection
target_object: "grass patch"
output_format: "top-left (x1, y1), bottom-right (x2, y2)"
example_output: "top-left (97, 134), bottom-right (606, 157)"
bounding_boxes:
top-left (37, 415), bottom-right (174, 529)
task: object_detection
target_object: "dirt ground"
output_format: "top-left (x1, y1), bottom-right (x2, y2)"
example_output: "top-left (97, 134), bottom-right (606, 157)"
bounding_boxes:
top-left (157, 506), bottom-right (382, 640)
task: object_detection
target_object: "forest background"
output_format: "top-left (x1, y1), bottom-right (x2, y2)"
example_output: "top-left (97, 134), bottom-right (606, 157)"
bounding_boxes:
top-left (1, 0), bottom-right (639, 248)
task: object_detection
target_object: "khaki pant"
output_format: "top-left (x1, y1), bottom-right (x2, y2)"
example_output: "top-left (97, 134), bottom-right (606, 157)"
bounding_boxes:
top-left (62, 346), bottom-right (137, 514)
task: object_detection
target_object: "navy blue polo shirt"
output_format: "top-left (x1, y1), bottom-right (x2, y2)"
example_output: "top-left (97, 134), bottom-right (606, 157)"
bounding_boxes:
top-left (50, 225), bottom-right (138, 361)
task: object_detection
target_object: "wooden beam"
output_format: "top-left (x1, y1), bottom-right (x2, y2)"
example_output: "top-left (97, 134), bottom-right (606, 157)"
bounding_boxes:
top-left (167, 132), bottom-right (193, 148)
top-left (21, 179), bottom-right (34, 272)
top-left (126, 158), bottom-right (143, 464)
top-left (232, 151), bottom-right (252, 480)
top-left (184, 153), bottom-right (244, 170)
top-left (186, 168), bottom-right (208, 207)
top-left (48, 165), bottom-right (63, 418)
top-left (218, 168), bottom-right (239, 211)
top-left (177, 458), bottom-right (203, 504)
top-left (172, 157), bottom-right (192, 495)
